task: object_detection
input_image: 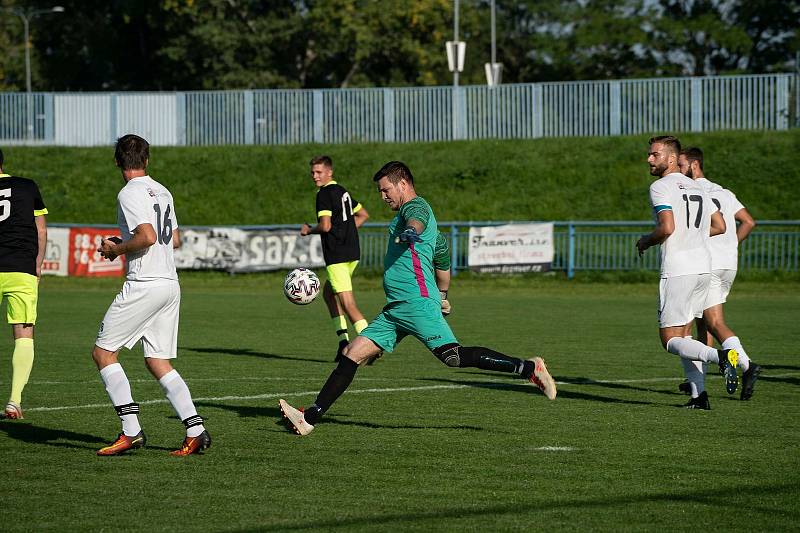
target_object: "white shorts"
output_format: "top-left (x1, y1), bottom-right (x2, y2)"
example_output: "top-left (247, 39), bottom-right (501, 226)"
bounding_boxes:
top-left (658, 273), bottom-right (710, 328)
top-left (96, 280), bottom-right (180, 359)
top-left (704, 269), bottom-right (736, 309)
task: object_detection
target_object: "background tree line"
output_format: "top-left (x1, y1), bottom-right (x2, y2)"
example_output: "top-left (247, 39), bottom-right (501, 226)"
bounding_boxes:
top-left (1, 0), bottom-right (797, 92)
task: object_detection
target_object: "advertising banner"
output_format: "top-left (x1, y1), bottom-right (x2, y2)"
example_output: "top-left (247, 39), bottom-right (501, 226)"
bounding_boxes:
top-left (42, 227), bottom-right (70, 276)
top-left (174, 227), bottom-right (324, 272)
top-left (69, 227), bottom-right (125, 277)
top-left (468, 223), bottom-right (554, 273)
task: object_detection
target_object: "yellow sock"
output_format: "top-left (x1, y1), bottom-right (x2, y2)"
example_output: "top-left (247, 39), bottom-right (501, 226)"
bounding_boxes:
top-left (354, 319), bottom-right (368, 334)
top-left (332, 316), bottom-right (349, 343)
top-left (10, 338), bottom-right (34, 405)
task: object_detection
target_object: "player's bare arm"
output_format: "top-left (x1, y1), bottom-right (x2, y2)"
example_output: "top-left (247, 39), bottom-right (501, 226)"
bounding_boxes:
top-left (353, 205), bottom-right (369, 228)
top-left (637, 210), bottom-right (674, 256)
top-left (734, 208), bottom-right (756, 242)
top-left (301, 215), bottom-right (332, 236)
top-left (34, 214), bottom-right (47, 279)
top-left (172, 228), bottom-right (181, 249)
top-left (99, 223), bottom-right (157, 261)
top-left (709, 210), bottom-right (725, 236)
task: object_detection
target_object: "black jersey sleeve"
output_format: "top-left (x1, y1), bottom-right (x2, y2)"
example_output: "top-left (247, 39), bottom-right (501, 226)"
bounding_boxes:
top-left (32, 181), bottom-right (46, 214)
top-left (316, 187), bottom-right (334, 219)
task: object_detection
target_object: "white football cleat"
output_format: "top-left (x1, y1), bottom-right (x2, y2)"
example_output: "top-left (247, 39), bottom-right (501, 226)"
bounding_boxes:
top-left (528, 357), bottom-right (557, 400)
top-left (279, 399), bottom-right (315, 436)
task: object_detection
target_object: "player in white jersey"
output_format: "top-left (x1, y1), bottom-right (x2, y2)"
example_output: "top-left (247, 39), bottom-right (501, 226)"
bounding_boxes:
top-left (679, 147), bottom-right (760, 401)
top-left (92, 134), bottom-right (211, 456)
top-left (636, 136), bottom-right (738, 409)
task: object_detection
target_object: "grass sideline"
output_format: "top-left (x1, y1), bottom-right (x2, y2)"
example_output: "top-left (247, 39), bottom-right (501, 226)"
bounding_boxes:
top-left (1, 276), bottom-right (798, 531)
top-left (2, 130), bottom-right (798, 225)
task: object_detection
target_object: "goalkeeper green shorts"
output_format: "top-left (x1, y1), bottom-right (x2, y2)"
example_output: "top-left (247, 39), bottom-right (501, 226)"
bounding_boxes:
top-left (360, 297), bottom-right (457, 353)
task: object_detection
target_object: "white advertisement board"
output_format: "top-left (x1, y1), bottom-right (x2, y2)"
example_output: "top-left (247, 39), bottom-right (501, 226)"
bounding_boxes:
top-left (41, 227), bottom-right (70, 276)
top-left (174, 227), bottom-right (324, 272)
top-left (468, 223), bottom-right (554, 273)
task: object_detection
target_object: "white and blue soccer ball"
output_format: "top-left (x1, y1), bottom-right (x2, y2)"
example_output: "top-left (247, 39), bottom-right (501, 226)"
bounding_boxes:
top-left (283, 268), bottom-right (320, 305)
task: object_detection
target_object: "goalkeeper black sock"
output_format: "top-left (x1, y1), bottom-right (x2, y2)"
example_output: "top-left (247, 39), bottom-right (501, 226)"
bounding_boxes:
top-left (460, 346), bottom-right (525, 374)
top-left (308, 356), bottom-right (359, 424)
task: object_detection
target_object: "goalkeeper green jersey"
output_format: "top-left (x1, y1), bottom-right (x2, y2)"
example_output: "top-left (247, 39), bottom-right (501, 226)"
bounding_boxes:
top-left (383, 197), bottom-right (440, 303)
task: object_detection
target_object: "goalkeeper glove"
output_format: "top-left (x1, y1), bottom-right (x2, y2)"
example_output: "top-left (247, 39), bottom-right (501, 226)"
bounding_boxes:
top-left (397, 227), bottom-right (421, 243)
top-left (440, 290), bottom-right (451, 316)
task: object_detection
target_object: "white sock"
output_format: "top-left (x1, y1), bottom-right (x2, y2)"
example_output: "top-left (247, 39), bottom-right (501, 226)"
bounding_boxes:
top-left (159, 369), bottom-right (205, 438)
top-left (721, 336), bottom-right (750, 371)
top-left (666, 337), bottom-right (719, 363)
top-left (99, 363), bottom-right (141, 436)
top-left (681, 358), bottom-right (705, 397)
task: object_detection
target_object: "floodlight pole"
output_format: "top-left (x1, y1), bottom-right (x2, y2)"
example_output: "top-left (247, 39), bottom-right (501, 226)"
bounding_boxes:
top-left (2, 6), bottom-right (66, 141)
top-left (491, 0), bottom-right (496, 66)
top-left (453, 0), bottom-right (460, 88)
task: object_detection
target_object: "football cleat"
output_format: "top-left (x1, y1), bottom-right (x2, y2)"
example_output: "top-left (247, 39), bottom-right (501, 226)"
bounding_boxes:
top-left (528, 357), bottom-right (557, 400)
top-left (170, 430), bottom-right (212, 456)
top-left (678, 380), bottom-right (692, 394)
top-left (740, 363), bottom-right (762, 401)
top-left (279, 399), bottom-right (314, 436)
top-left (97, 431), bottom-right (147, 456)
top-left (684, 391), bottom-right (711, 410)
top-left (1, 401), bottom-right (24, 420)
top-left (717, 349), bottom-right (739, 395)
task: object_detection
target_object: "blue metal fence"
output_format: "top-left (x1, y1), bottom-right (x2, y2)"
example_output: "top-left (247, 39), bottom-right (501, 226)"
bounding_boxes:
top-left (2, 73), bottom-right (796, 146)
top-left (334, 220), bottom-right (800, 277)
top-left (49, 220), bottom-right (799, 275)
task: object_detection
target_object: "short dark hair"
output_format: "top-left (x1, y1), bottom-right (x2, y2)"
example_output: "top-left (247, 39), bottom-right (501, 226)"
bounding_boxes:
top-left (649, 135), bottom-right (681, 156)
top-left (680, 146), bottom-right (704, 171)
top-left (310, 155), bottom-right (333, 168)
top-left (114, 134), bottom-right (150, 171)
top-left (373, 161), bottom-right (414, 185)
top-left (0, 147), bottom-right (4, 169)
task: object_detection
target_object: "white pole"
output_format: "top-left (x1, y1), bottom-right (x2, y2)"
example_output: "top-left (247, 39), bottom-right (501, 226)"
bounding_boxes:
top-left (453, 0), bottom-right (460, 87)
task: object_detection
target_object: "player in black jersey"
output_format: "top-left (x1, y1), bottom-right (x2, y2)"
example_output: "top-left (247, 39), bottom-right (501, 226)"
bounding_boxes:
top-left (301, 156), bottom-right (370, 360)
top-left (0, 148), bottom-right (48, 420)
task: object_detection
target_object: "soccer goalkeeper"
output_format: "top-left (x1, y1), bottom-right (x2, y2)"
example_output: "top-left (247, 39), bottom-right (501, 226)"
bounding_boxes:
top-left (280, 161), bottom-right (556, 436)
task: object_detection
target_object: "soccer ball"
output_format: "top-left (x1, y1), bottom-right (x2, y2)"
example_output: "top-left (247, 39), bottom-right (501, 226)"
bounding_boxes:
top-left (283, 268), bottom-right (320, 305)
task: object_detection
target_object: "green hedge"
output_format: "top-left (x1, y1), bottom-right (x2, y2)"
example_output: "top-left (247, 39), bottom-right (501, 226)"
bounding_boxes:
top-left (2, 130), bottom-right (798, 225)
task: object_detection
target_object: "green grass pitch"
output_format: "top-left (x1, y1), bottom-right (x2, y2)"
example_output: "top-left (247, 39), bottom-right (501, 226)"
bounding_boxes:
top-left (1, 273), bottom-right (798, 531)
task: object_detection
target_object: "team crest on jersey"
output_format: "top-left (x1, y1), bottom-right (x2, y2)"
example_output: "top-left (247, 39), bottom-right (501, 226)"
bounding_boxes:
top-left (146, 188), bottom-right (156, 197)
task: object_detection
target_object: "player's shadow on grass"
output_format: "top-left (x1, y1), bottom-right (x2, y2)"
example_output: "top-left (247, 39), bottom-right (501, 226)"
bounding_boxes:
top-left (195, 401), bottom-right (283, 419)
top-left (761, 363), bottom-right (800, 371)
top-left (0, 422), bottom-right (106, 450)
top-left (554, 376), bottom-right (681, 396)
top-left (184, 346), bottom-right (330, 364)
top-left (420, 376), bottom-right (655, 406)
top-left (311, 416), bottom-right (484, 432)
top-left (230, 481), bottom-right (800, 531)
top-left (759, 374), bottom-right (800, 387)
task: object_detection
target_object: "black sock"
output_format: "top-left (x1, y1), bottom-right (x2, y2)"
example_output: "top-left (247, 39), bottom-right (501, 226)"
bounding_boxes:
top-left (307, 357), bottom-right (359, 424)
top-left (460, 346), bottom-right (525, 374)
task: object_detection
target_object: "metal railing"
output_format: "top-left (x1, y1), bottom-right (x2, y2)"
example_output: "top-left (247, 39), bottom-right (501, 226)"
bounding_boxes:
top-left (48, 220), bottom-right (799, 276)
top-left (357, 220), bottom-right (800, 277)
top-left (2, 73), bottom-right (796, 146)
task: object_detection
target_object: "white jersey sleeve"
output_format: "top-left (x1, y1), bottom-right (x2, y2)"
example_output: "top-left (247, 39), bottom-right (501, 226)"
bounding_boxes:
top-left (116, 176), bottom-right (178, 281)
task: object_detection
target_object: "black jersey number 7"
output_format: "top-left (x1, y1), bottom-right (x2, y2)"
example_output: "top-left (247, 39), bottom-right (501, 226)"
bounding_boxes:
top-left (681, 194), bottom-right (703, 228)
top-left (153, 204), bottom-right (173, 245)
